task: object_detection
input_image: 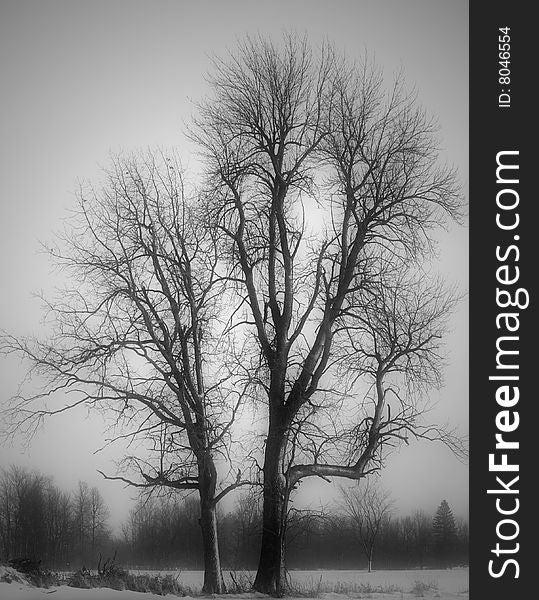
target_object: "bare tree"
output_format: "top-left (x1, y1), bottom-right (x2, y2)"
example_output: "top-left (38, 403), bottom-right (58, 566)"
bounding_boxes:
top-left (1, 151), bottom-right (250, 593)
top-left (340, 481), bottom-right (393, 572)
top-left (88, 486), bottom-right (110, 559)
top-left (73, 481), bottom-right (91, 565)
top-left (192, 35), bottom-right (463, 593)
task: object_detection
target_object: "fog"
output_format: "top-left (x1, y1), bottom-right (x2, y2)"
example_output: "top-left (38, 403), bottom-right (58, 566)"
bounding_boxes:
top-left (0, 0), bottom-right (468, 533)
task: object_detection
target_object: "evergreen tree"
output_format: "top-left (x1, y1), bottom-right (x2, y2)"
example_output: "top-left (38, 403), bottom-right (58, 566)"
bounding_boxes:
top-left (432, 499), bottom-right (457, 567)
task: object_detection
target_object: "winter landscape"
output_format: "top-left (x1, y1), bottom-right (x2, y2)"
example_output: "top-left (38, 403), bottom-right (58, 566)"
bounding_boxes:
top-left (1, 1), bottom-right (468, 599)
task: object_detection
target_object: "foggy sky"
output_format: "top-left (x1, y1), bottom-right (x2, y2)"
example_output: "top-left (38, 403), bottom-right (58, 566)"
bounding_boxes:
top-left (0, 0), bottom-right (468, 531)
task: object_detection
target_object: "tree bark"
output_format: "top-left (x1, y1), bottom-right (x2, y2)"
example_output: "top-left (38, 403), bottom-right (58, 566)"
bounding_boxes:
top-left (253, 427), bottom-right (288, 595)
top-left (199, 501), bottom-right (225, 593)
top-left (198, 455), bottom-right (226, 594)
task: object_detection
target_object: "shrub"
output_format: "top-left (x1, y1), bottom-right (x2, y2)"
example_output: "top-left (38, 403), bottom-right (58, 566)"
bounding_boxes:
top-left (8, 558), bottom-right (41, 574)
top-left (411, 579), bottom-right (439, 597)
top-left (67, 565), bottom-right (187, 596)
top-left (8, 557), bottom-right (61, 589)
top-left (68, 569), bottom-right (92, 589)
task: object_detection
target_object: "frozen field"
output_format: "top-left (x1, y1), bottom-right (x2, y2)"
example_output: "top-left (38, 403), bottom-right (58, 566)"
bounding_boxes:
top-left (0, 566), bottom-right (469, 599)
top-left (175, 568), bottom-right (468, 595)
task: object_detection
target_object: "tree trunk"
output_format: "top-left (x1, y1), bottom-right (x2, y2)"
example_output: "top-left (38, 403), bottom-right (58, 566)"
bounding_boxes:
top-left (189, 410), bottom-right (226, 595)
top-left (199, 501), bottom-right (225, 593)
top-left (198, 455), bottom-right (226, 594)
top-left (199, 500), bottom-right (225, 594)
top-left (91, 526), bottom-right (95, 562)
top-left (254, 429), bottom-right (288, 595)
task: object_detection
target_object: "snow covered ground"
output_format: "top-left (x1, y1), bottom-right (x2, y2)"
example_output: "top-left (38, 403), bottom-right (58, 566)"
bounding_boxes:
top-left (134, 568), bottom-right (468, 598)
top-left (0, 566), bottom-right (469, 599)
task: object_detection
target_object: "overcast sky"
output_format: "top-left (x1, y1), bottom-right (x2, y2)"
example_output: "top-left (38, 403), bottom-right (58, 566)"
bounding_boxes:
top-left (0, 0), bottom-right (468, 530)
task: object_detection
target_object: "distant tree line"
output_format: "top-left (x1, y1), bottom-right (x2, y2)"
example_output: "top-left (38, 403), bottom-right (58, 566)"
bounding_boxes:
top-left (0, 467), bottom-right (467, 572)
top-left (0, 466), bottom-right (112, 569)
top-left (117, 491), bottom-right (467, 571)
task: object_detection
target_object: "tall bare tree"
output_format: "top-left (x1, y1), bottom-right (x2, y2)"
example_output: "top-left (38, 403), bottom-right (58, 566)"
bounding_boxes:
top-left (88, 486), bottom-right (109, 559)
top-left (1, 152), bottom-right (249, 593)
top-left (73, 481), bottom-right (91, 565)
top-left (340, 481), bottom-right (393, 572)
top-left (192, 35), bottom-right (463, 593)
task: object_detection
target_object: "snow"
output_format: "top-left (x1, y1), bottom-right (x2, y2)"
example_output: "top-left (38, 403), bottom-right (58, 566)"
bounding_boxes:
top-left (287, 568), bottom-right (468, 595)
top-left (135, 568), bottom-right (468, 596)
top-left (0, 582), bottom-right (177, 599)
top-left (0, 566), bottom-right (31, 587)
top-left (0, 567), bottom-right (469, 600)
